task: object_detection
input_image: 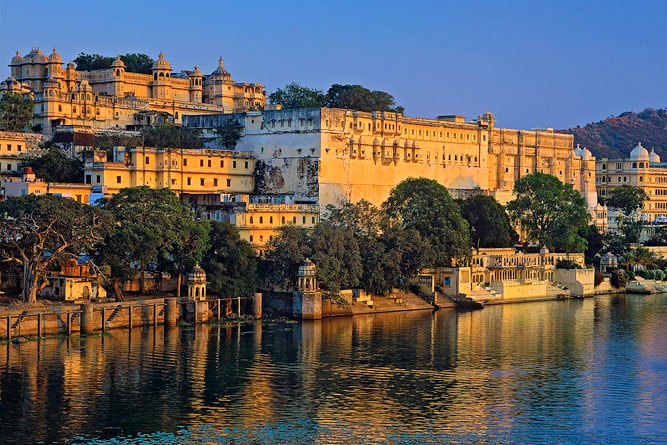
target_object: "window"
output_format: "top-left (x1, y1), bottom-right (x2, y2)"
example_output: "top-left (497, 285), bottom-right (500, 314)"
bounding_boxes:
top-left (213, 178), bottom-right (218, 186)
top-left (184, 158), bottom-right (188, 166)
top-left (250, 216), bottom-right (254, 223)
top-left (145, 156), bottom-right (150, 165)
top-left (187, 177), bottom-right (191, 185)
top-left (312, 217), bottom-right (315, 224)
top-left (116, 176), bottom-right (122, 184)
top-left (208, 159), bottom-right (211, 167)
top-left (269, 216), bottom-right (273, 224)
top-left (200, 159), bottom-right (204, 167)
top-left (259, 216), bottom-right (263, 224)
top-left (259, 235), bottom-right (264, 242)
top-left (249, 235), bottom-right (254, 242)
top-left (245, 161), bottom-right (248, 169)
top-left (96, 175), bottom-right (101, 183)
top-left (85, 174), bottom-right (91, 184)
top-left (282, 216), bottom-right (285, 224)
top-left (226, 179), bottom-right (231, 187)
top-left (200, 178), bottom-right (204, 186)
top-left (17, 145), bottom-right (21, 152)
top-left (220, 160), bottom-right (224, 167)
top-left (302, 216), bottom-right (306, 224)
top-left (233, 161), bottom-right (237, 168)
top-left (6, 145), bottom-right (11, 151)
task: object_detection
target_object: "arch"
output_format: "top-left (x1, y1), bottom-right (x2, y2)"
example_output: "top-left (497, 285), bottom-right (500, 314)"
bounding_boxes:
top-left (116, 69), bottom-right (120, 76)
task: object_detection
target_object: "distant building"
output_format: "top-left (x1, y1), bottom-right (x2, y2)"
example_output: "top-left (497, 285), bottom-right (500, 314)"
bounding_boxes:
top-left (0, 131), bottom-right (42, 183)
top-left (596, 142), bottom-right (667, 225)
top-left (1, 47), bottom-right (266, 134)
top-left (184, 108), bottom-right (597, 211)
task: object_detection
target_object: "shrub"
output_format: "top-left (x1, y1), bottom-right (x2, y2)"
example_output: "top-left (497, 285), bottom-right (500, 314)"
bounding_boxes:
top-left (610, 269), bottom-right (629, 288)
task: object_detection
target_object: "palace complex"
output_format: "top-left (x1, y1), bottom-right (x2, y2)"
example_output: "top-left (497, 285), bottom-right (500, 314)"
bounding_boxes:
top-left (183, 108), bottom-right (598, 210)
top-left (0, 47), bottom-right (266, 134)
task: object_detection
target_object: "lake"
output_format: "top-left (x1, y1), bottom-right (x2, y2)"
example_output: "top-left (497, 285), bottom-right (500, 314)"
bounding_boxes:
top-left (0, 293), bottom-right (665, 444)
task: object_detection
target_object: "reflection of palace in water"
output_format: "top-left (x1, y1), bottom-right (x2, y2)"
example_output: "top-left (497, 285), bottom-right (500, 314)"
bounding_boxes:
top-left (0, 296), bottom-right (663, 443)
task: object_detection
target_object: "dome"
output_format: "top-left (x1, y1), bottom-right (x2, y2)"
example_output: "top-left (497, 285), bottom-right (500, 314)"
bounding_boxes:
top-left (600, 252), bottom-right (618, 266)
top-left (111, 55), bottom-right (125, 68)
top-left (48, 47), bottom-right (62, 63)
top-left (0, 77), bottom-right (22, 92)
top-left (297, 258), bottom-right (316, 277)
top-left (43, 77), bottom-right (60, 89)
top-left (187, 263), bottom-right (207, 282)
top-left (32, 47), bottom-right (48, 63)
top-left (211, 57), bottom-right (231, 79)
top-left (192, 65), bottom-right (202, 76)
top-left (66, 61), bottom-right (76, 70)
top-left (10, 50), bottom-right (23, 65)
top-left (630, 142), bottom-right (649, 161)
top-left (581, 147), bottom-right (593, 161)
top-left (152, 51), bottom-right (172, 71)
top-left (574, 143), bottom-right (583, 156)
top-left (650, 148), bottom-right (661, 163)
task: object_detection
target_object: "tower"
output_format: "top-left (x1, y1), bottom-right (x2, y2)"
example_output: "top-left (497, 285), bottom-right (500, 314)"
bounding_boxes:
top-left (293, 258), bottom-right (322, 319)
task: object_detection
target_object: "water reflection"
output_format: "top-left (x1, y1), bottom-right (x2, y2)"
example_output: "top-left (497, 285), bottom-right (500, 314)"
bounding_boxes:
top-left (0, 295), bottom-right (665, 444)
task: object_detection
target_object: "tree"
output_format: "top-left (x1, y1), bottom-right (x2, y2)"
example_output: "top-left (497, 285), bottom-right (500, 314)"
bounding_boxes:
top-left (97, 187), bottom-right (201, 299)
top-left (202, 222), bottom-right (258, 297)
top-left (263, 225), bottom-right (312, 290)
top-left (0, 93), bottom-right (33, 132)
top-left (22, 147), bottom-right (83, 183)
top-left (0, 195), bottom-right (113, 303)
top-left (325, 84), bottom-right (403, 113)
top-left (74, 53), bottom-right (113, 71)
top-left (580, 224), bottom-right (603, 266)
top-left (268, 83), bottom-right (326, 109)
top-left (459, 195), bottom-right (518, 248)
top-left (382, 178), bottom-right (470, 266)
top-left (119, 53), bottom-right (154, 74)
top-left (310, 221), bottom-right (362, 299)
top-left (214, 118), bottom-right (244, 150)
top-left (606, 185), bottom-right (649, 217)
top-left (506, 173), bottom-right (590, 252)
top-left (141, 124), bottom-right (203, 149)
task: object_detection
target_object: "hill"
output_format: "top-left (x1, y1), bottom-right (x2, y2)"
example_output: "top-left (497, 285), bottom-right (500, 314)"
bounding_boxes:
top-left (560, 108), bottom-right (667, 160)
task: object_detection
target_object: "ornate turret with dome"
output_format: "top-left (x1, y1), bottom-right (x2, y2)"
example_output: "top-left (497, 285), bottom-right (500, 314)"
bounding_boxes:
top-left (649, 147), bottom-right (661, 163)
top-left (211, 57), bottom-right (231, 80)
top-left (630, 142), bottom-right (649, 161)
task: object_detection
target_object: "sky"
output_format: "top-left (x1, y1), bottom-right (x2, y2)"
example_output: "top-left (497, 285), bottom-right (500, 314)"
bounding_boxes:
top-left (1, 0), bottom-right (666, 130)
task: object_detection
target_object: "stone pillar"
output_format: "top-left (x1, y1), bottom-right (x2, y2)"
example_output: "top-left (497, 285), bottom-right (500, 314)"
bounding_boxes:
top-left (253, 292), bottom-right (262, 318)
top-left (164, 298), bottom-right (178, 327)
top-left (80, 303), bottom-right (94, 334)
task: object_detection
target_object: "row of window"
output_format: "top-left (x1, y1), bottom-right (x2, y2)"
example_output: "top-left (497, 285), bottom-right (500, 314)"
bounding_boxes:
top-left (248, 215), bottom-right (316, 225)
top-left (600, 162), bottom-right (648, 170)
top-left (0, 144), bottom-right (23, 152)
top-left (598, 176), bottom-right (644, 183)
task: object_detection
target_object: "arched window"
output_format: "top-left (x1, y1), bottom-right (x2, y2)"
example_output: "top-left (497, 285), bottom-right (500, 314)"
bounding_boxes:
top-left (249, 216), bottom-right (253, 223)
top-left (249, 235), bottom-right (254, 242)
top-left (269, 216), bottom-right (273, 224)
top-left (633, 162), bottom-right (637, 168)
top-left (259, 216), bottom-right (263, 224)
top-left (116, 69), bottom-right (120, 76)
top-left (153, 73), bottom-right (157, 80)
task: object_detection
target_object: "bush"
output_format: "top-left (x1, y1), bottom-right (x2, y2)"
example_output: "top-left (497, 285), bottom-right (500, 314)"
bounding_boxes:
top-left (655, 269), bottom-right (666, 281)
top-left (594, 272), bottom-right (605, 287)
top-left (610, 269), bottom-right (629, 288)
top-left (556, 259), bottom-right (580, 269)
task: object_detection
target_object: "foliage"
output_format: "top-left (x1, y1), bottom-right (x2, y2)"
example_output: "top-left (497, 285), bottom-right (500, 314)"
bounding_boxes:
top-left (94, 132), bottom-right (143, 153)
top-left (214, 118), bottom-right (244, 150)
top-left (606, 185), bottom-right (649, 216)
top-left (22, 147), bottom-right (83, 183)
top-left (0, 93), bottom-right (33, 132)
top-left (580, 224), bottom-right (603, 266)
top-left (654, 269), bottom-right (665, 281)
top-left (326, 84), bottom-right (403, 113)
top-left (263, 226), bottom-right (312, 290)
top-left (310, 221), bottom-right (362, 298)
top-left (97, 187), bottom-right (201, 298)
top-left (555, 259), bottom-right (580, 269)
top-left (141, 124), bottom-right (203, 149)
top-left (645, 225), bottom-right (667, 246)
top-left (202, 222), bottom-right (257, 297)
top-left (506, 172), bottom-right (590, 252)
top-left (610, 269), bottom-right (629, 288)
top-left (75, 52), bottom-right (155, 74)
top-left (565, 108), bottom-right (667, 160)
top-left (383, 178), bottom-right (470, 266)
top-left (459, 195), bottom-right (518, 248)
top-left (594, 272), bottom-right (605, 287)
top-left (626, 246), bottom-right (655, 269)
top-left (268, 83), bottom-right (326, 109)
top-left (0, 195), bottom-right (113, 303)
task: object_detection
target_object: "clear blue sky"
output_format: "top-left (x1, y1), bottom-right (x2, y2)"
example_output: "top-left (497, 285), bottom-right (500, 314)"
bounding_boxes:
top-left (1, 0), bottom-right (666, 130)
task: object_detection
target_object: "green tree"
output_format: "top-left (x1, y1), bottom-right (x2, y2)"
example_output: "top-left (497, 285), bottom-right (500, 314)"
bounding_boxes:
top-left (459, 195), bottom-right (518, 248)
top-left (22, 147), bottom-right (83, 183)
top-left (141, 124), bottom-right (202, 149)
top-left (268, 83), bottom-right (326, 108)
top-left (580, 224), bottom-right (603, 266)
top-left (310, 220), bottom-right (362, 299)
top-left (0, 93), bottom-right (33, 132)
top-left (214, 118), bottom-right (244, 150)
top-left (202, 222), bottom-right (258, 297)
top-left (119, 53), bottom-right (155, 74)
top-left (74, 53), bottom-right (114, 71)
top-left (263, 225), bottom-right (312, 290)
top-left (0, 195), bottom-right (113, 303)
top-left (506, 172), bottom-right (590, 252)
top-left (97, 187), bottom-right (200, 299)
top-left (382, 178), bottom-right (470, 266)
top-left (606, 185), bottom-right (649, 216)
top-left (325, 84), bottom-right (403, 113)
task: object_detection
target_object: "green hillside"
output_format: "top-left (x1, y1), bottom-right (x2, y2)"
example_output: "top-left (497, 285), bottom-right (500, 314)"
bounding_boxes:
top-left (561, 108), bottom-right (667, 160)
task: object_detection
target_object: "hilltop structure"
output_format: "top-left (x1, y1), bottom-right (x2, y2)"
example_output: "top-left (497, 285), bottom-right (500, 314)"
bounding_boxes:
top-left (184, 108), bottom-right (598, 209)
top-left (0, 47), bottom-right (266, 134)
